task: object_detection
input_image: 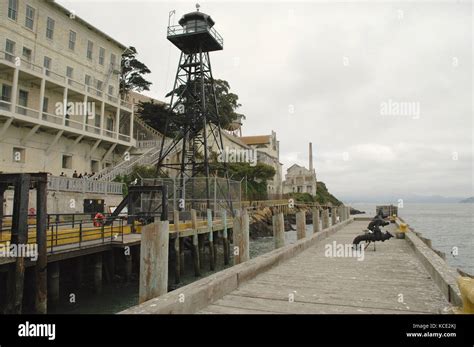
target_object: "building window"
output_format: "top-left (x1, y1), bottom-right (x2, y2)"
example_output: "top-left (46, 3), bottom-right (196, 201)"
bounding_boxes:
top-left (18, 90), bottom-right (28, 115)
top-left (43, 97), bottom-right (49, 113)
top-left (85, 74), bottom-right (91, 86)
top-left (62, 155), bottom-right (72, 169)
top-left (106, 116), bottom-right (114, 132)
top-left (68, 30), bottom-right (76, 50)
top-left (1, 85), bottom-right (12, 110)
top-left (66, 66), bottom-right (73, 79)
top-left (1, 85), bottom-right (12, 102)
top-left (46, 17), bottom-right (55, 39)
top-left (99, 47), bottom-right (105, 65)
top-left (87, 40), bottom-right (93, 60)
top-left (19, 90), bottom-right (28, 106)
top-left (5, 39), bottom-right (15, 62)
top-left (25, 5), bottom-right (35, 30)
top-left (94, 114), bottom-right (101, 128)
top-left (108, 85), bottom-right (114, 96)
top-left (22, 47), bottom-right (32, 61)
top-left (91, 160), bottom-right (99, 173)
top-left (12, 147), bottom-right (25, 163)
top-left (110, 53), bottom-right (116, 68)
top-left (96, 80), bottom-right (103, 92)
top-left (8, 0), bottom-right (18, 21)
top-left (43, 56), bottom-right (51, 76)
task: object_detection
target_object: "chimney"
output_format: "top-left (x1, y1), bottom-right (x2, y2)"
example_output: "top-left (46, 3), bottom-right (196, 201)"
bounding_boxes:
top-left (309, 142), bottom-right (313, 171)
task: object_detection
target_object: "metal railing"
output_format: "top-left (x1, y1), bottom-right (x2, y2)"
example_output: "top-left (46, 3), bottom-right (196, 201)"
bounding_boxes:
top-left (167, 24), bottom-right (224, 47)
top-left (47, 176), bottom-right (123, 194)
top-left (137, 139), bottom-right (161, 148)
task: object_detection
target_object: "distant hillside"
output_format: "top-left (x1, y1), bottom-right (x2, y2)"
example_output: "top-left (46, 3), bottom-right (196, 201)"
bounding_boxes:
top-left (316, 181), bottom-right (342, 206)
top-left (460, 197), bottom-right (474, 203)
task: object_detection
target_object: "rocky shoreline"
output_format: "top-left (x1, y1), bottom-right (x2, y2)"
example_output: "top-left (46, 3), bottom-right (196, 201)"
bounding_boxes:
top-left (248, 205), bottom-right (364, 238)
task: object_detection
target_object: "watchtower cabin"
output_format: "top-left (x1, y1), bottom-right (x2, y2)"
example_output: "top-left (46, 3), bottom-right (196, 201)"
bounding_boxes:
top-left (167, 8), bottom-right (223, 53)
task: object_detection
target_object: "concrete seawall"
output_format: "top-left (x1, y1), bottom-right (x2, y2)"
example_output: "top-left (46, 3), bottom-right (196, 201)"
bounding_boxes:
top-left (396, 218), bottom-right (462, 307)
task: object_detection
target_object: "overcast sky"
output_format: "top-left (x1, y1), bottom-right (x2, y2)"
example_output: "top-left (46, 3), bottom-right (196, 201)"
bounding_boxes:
top-left (59, 0), bottom-right (472, 201)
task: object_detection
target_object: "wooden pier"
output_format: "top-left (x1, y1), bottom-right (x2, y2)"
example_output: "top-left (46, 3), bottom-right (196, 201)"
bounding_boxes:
top-left (122, 215), bottom-right (469, 315)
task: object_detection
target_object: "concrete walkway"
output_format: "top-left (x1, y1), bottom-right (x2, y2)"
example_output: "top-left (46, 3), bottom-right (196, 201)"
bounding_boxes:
top-left (198, 221), bottom-right (452, 314)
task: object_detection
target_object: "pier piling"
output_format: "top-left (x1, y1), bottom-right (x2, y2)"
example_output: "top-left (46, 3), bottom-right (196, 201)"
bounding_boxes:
top-left (312, 208), bottom-right (320, 234)
top-left (47, 262), bottom-right (60, 307)
top-left (93, 254), bottom-right (103, 294)
top-left (273, 212), bottom-right (285, 248)
top-left (222, 210), bottom-right (230, 265)
top-left (322, 209), bottom-right (330, 229)
top-left (138, 219), bottom-right (169, 304)
top-left (173, 211), bottom-right (181, 284)
top-left (296, 211), bottom-right (306, 240)
top-left (35, 177), bottom-right (47, 314)
top-left (331, 207), bottom-right (337, 226)
top-left (207, 209), bottom-right (215, 271)
top-left (191, 210), bottom-right (201, 277)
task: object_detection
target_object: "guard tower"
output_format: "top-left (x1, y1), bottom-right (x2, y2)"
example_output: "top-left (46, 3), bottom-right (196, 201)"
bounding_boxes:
top-left (156, 5), bottom-right (231, 211)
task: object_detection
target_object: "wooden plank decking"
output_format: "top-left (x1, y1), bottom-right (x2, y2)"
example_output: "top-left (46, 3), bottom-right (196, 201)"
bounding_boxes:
top-left (198, 220), bottom-right (452, 314)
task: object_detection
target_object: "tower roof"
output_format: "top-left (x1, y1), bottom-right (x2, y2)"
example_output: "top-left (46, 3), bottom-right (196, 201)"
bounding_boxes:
top-left (179, 11), bottom-right (215, 27)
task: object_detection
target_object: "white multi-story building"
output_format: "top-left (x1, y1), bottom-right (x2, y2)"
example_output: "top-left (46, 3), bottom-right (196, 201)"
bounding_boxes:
top-left (0, 0), bottom-right (135, 177)
top-left (240, 131), bottom-right (283, 196)
top-left (282, 142), bottom-right (317, 195)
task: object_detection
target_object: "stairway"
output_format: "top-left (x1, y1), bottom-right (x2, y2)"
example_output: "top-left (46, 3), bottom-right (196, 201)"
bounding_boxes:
top-left (91, 138), bottom-right (181, 182)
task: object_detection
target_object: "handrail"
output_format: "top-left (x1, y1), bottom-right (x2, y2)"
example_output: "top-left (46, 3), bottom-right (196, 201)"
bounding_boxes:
top-left (167, 24), bottom-right (223, 47)
top-left (47, 175), bottom-right (123, 194)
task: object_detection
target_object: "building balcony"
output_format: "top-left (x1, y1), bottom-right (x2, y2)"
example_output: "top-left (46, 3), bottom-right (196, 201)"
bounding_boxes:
top-left (0, 52), bottom-right (135, 147)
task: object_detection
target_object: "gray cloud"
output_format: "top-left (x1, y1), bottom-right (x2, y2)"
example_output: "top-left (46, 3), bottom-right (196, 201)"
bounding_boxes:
top-left (59, 0), bottom-right (473, 200)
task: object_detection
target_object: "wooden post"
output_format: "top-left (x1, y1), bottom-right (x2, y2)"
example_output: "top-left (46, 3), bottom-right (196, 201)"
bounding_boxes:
top-left (331, 207), bottom-right (337, 226)
top-left (190, 209), bottom-right (201, 277)
top-left (233, 209), bottom-right (242, 264)
top-left (207, 209), bottom-right (215, 271)
top-left (73, 257), bottom-right (83, 288)
top-left (124, 253), bottom-right (132, 282)
top-left (35, 177), bottom-right (47, 314)
top-left (322, 209), bottom-right (330, 229)
top-left (312, 208), bottom-right (320, 234)
top-left (139, 219), bottom-right (169, 304)
top-left (93, 253), bottom-right (103, 294)
top-left (7, 174), bottom-right (30, 314)
top-left (47, 262), bottom-right (59, 307)
top-left (173, 210), bottom-right (180, 284)
top-left (234, 208), bottom-right (250, 264)
top-left (222, 210), bottom-right (229, 265)
top-left (0, 184), bottom-right (4, 234)
top-left (273, 212), bottom-right (285, 249)
top-left (296, 210), bottom-right (306, 240)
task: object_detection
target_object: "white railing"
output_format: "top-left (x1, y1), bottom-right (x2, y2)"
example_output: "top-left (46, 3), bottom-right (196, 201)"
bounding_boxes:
top-left (137, 140), bottom-right (161, 148)
top-left (0, 100), bottom-right (12, 112)
top-left (16, 105), bottom-right (39, 119)
top-left (47, 176), bottom-right (123, 194)
top-left (41, 112), bottom-right (63, 124)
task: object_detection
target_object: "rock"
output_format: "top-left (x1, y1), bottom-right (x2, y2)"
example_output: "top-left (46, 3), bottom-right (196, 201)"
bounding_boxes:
top-left (350, 207), bottom-right (365, 215)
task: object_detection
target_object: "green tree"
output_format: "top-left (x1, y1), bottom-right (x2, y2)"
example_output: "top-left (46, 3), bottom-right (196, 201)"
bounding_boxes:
top-left (120, 46), bottom-right (152, 96)
top-left (136, 100), bottom-right (183, 137)
top-left (163, 78), bottom-right (243, 131)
